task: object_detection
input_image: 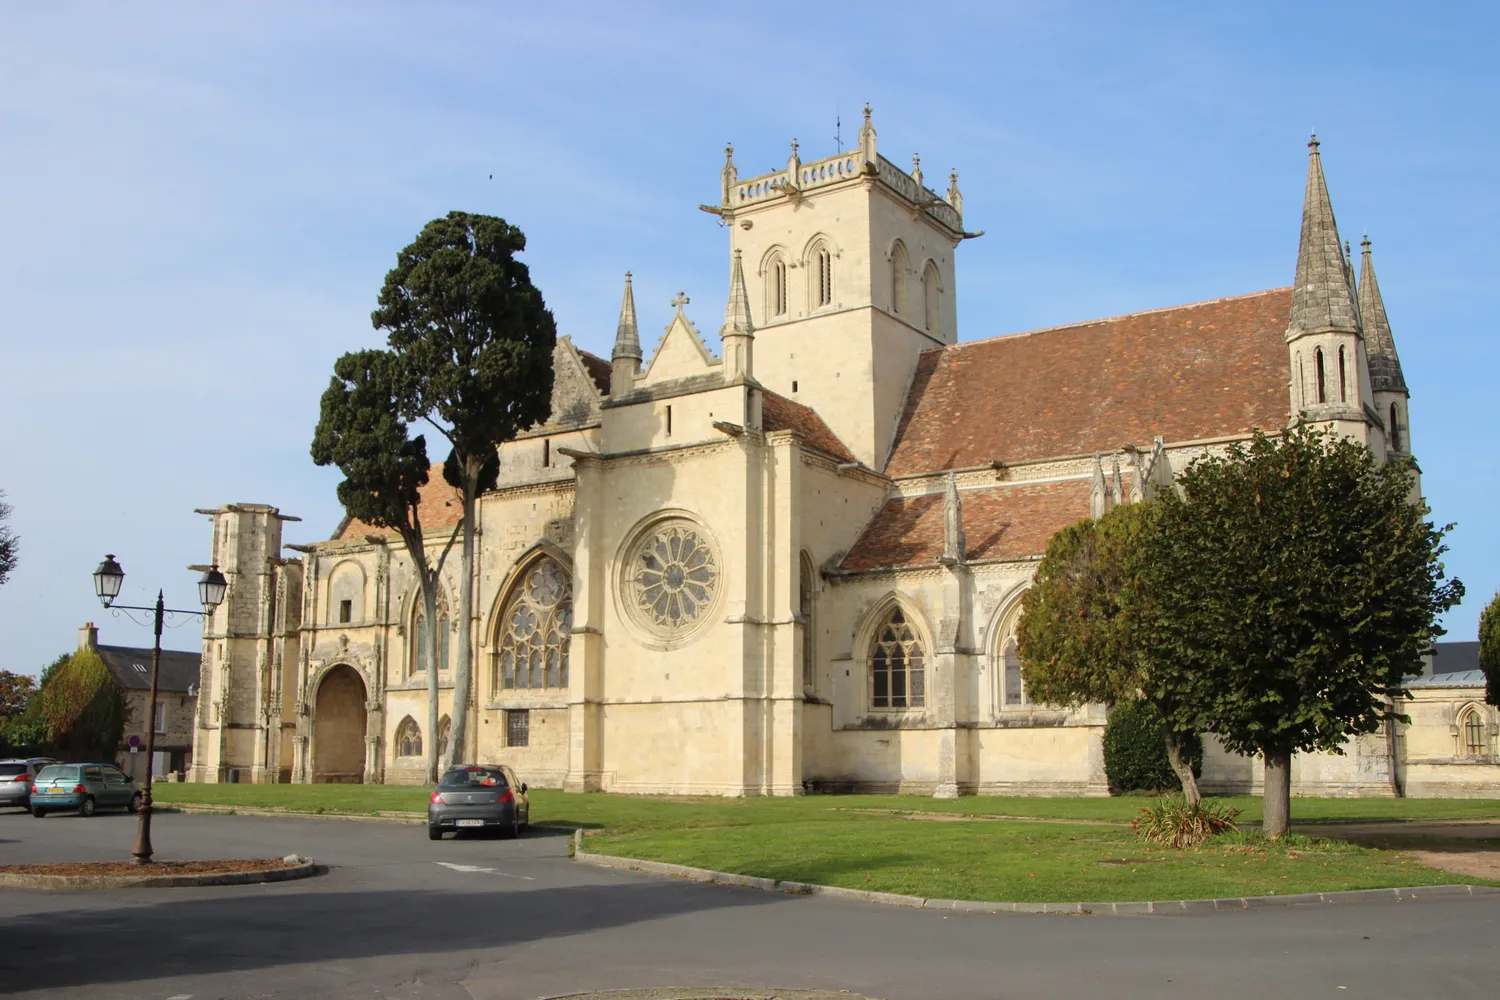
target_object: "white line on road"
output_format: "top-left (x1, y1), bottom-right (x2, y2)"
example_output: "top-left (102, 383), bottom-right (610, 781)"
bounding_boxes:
top-left (433, 861), bottom-right (535, 880)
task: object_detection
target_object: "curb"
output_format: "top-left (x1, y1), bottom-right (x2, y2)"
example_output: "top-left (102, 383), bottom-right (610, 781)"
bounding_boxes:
top-left (569, 830), bottom-right (1500, 916)
top-left (0, 860), bottom-right (324, 890)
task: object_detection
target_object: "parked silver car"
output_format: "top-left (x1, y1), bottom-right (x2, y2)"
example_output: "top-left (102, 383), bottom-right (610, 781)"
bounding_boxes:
top-left (428, 764), bottom-right (529, 840)
top-left (0, 758), bottom-right (57, 810)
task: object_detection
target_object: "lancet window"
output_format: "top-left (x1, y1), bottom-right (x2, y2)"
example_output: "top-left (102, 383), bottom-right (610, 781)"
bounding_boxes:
top-left (410, 607), bottom-right (451, 678)
top-left (1460, 706), bottom-right (1487, 756)
top-left (922, 261), bottom-right (942, 333)
top-left (890, 241), bottom-right (909, 316)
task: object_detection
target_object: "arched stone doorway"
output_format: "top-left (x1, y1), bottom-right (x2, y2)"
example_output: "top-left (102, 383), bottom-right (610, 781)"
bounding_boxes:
top-left (313, 664), bottom-right (367, 784)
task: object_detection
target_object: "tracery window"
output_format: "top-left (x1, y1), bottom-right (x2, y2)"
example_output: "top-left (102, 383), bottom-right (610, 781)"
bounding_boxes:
top-left (922, 261), bottom-right (941, 333)
top-left (1461, 707), bottom-right (1487, 756)
top-left (890, 241), bottom-right (909, 316)
top-left (870, 606), bottom-right (925, 709)
top-left (496, 557), bottom-right (572, 690)
top-left (395, 716), bottom-right (422, 758)
top-left (623, 520), bottom-right (720, 638)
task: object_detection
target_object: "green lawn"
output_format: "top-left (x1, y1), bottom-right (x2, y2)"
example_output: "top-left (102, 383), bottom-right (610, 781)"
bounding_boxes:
top-left (149, 783), bottom-right (1500, 902)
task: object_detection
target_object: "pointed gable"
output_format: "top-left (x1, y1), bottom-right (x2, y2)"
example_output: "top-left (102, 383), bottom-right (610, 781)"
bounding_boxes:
top-left (547, 336), bottom-right (606, 428)
top-left (642, 306), bottom-right (721, 384)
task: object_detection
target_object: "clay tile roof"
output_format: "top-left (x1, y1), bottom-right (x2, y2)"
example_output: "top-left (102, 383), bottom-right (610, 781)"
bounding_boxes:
top-left (761, 390), bottom-right (857, 463)
top-left (334, 463), bottom-right (463, 540)
top-left (884, 288), bottom-right (1293, 477)
top-left (578, 350), bottom-right (612, 396)
top-left (840, 479), bottom-right (1093, 571)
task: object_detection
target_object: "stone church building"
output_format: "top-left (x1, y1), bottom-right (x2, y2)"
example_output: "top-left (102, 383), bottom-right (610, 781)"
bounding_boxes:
top-left (189, 112), bottom-right (1499, 797)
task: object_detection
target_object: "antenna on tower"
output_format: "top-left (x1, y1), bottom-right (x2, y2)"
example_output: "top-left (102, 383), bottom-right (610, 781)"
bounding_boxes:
top-left (834, 109), bottom-right (843, 153)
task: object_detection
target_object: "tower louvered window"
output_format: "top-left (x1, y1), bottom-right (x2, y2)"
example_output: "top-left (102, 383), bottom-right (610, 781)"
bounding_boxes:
top-left (814, 246), bottom-right (832, 308)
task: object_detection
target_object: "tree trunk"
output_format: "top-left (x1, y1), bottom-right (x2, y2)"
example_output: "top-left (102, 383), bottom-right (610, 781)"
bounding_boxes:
top-left (445, 471), bottom-right (478, 769)
top-left (422, 584), bottom-right (440, 784)
top-left (1163, 729), bottom-right (1202, 807)
top-left (1262, 749), bottom-right (1292, 837)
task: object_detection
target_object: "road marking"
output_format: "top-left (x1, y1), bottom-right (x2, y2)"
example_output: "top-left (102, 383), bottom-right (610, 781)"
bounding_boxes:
top-left (433, 861), bottom-right (534, 880)
top-left (165, 994), bottom-right (194, 999)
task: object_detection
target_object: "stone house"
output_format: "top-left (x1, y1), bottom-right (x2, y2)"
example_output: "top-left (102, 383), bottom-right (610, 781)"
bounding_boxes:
top-left (77, 623), bottom-right (198, 781)
top-left (187, 111), bottom-right (1495, 797)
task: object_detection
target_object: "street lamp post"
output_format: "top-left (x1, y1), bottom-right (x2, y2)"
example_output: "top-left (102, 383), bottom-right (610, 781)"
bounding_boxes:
top-left (92, 554), bottom-right (227, 865)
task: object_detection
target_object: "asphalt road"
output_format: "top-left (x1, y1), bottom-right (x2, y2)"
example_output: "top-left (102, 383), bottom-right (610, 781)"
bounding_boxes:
top-left (0, 807), bottom-right (1497, 999)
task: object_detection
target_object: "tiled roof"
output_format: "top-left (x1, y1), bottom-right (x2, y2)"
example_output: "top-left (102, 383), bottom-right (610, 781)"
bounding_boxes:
top-left (884, 288), bottom-right (1293, 477)
top-left (335, 463), bottom-right (464, 540)
top-left (578, 349), bottom-right (612, 396)
top-left (762, 391), bottom-right (856, 463)
top-left (95, 644), bottom-right (200, 693)
top-left (840, 479), bottom-right (1092, 571)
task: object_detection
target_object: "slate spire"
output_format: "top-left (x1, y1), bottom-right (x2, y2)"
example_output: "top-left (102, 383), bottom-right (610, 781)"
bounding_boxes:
top-left (1359, 236), bottom-right (1408, 394)
top-left (1288, 135), bottom-right (1361, 339)
top-left (612, 271), bottom-right (641, 363)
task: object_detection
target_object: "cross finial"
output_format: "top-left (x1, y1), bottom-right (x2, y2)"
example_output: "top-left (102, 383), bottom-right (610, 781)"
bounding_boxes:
top-left (671, 291), bottom-right (690, 311)
top-left (863, 102), bottom-right (872, 125)
top-left (1308, 131), bottom-right (1320, 151)
top-left (1361, 233), bottom-right (1371, 251)
top-left (791, 138), bottom-right (799, 157)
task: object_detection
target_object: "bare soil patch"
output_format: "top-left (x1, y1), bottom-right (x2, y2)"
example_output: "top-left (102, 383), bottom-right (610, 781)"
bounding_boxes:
top-left (0, 859), bottom-right (294, 878)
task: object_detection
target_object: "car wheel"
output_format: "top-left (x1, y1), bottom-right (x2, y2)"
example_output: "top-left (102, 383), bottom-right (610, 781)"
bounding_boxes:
top-left (129, 793), bottom-right (143, 814)
top-left (31, 806), bottom-right (45, 819)
top-left (428, 826), bottom-right (443, 841)
top-left (78, 796), bottom-right (96, 818)
top-left (504, 817), bottom-right (519, 840)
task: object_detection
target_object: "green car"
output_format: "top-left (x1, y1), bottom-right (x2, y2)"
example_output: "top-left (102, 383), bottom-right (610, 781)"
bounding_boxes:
top-left (30, 762), bottom-right (142, 818)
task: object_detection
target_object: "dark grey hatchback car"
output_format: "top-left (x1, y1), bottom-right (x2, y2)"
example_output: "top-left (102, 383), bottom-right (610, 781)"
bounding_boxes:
top-left (428, 765), bottom-right (529, 840)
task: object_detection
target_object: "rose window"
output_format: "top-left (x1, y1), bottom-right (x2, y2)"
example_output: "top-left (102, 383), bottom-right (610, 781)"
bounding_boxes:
top-left (625, 521), bottom-right (720, 636)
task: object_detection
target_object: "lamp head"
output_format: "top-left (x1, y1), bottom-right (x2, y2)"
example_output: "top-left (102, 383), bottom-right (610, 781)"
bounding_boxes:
top-left (93, 555), bottom-right (124, 608)
top-left (198, 565), bottom-right (228, 610)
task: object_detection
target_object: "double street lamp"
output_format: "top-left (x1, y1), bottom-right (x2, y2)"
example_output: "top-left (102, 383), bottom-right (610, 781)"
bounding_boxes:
top-left (91, 554), bottom-right (227, 865)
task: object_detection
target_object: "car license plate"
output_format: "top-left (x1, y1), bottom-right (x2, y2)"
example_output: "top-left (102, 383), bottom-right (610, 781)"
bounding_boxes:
top-left (456, 819), bottom-right (485, 828)
top-left (46, 788), bottom-right (64, 794)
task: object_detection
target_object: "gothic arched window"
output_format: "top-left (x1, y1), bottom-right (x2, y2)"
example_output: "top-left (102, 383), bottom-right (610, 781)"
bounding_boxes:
top-left (395, 716), bottom-right (422, 758)
top-left (808, 241), bottom-right (833, 309)
top-left (799, 553), bottom-right (815, 690)
top-left (764, 251), bottom-right (788, 320)
top-left (1001, 638), bottom-right (1028, 708)
top-left (1315, 348), bottom-right (1327, 404)
top-left (411, 608), bottom-right (451, 678)
top-left (1338, 346), bottom-right (1348, 403)
top-left (1389, 403), bottom-right (1402, 452)
top-left (495, 556), bottom-right (573, 690)
top-left (870, 606), bottom-right (925, 709)
top-left (437, 715), bottom-right (452, 760)
top-left (922, 261), bottom-right (942, 333)
top-left (1460, 706), bottom-right (1486, 756)
top-left (890, 241), bottom-right (909, 316)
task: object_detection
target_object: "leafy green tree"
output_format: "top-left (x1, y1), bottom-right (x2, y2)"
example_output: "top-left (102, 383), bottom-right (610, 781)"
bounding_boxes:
top-left (374, 212), bottom-right (556, 766)
top-left (1103, 699), bottom-right (1203, 795)
top-left (0, 489), bottom-right (17, 589)
top-left (1139, 424), bottom-right (1462, 836)
top-left (1017, 502), bottom-right (1206, 804)
top-left (37, 652), bottom-right (70, 691)
top-left (0, 670), bottom-right (35, 718)
top-left (38, 649), bottom-right (125, 761)
top-left (1480, 590), bottom-right (1500, 707)
top-left (312, 349), bottom-right (460, 783)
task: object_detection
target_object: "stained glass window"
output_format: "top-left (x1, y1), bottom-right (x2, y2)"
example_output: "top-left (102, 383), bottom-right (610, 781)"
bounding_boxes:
top-left (496, 557), bottom-right (572, 690)
top-left (625, 522), bottom-right (719, 636)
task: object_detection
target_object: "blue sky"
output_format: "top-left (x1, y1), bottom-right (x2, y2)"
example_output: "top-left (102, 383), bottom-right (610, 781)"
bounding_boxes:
top-left (1, 2), bottom-right (1494, 672)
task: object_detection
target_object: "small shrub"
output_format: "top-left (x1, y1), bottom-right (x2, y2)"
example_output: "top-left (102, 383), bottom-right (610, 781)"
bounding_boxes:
top-left (1103, 699), bottom-right (1202, 795)
top-left (1132, 797), bottom-right (1240, 849)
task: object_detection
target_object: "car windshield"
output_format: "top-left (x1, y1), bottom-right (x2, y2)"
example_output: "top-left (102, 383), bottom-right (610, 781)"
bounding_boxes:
top-left (0, 763), bottom-right (27, 777)
top-left (438, 767), bottom-right (507, 789)
top-left (36, 765), bottom-right (80, 782)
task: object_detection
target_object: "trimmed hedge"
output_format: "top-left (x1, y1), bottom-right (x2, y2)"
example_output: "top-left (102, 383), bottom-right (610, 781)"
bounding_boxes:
top-left (1103, 699), bottom-right (1202, 795)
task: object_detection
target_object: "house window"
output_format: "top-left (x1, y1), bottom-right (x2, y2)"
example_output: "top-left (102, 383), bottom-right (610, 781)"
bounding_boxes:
top-left (870, 606), bottom-right (925, 709)
top-left (507, 709), bottom-right (530, 748)
top-left (922, 261), bottom-right (941, 333)
top-left (338, 599), bottom-right (352, 624)
top-left (495, 557), bottom-right (572, 690)
top-left (799, 554), bottom-right (815, 690)
top-left (1315, 348), bottom-right (1327, 403)
top-left (1461, 707), bottom-right (1486, 756)
top-left (154, 700), bottom-right (167, 734)
top-left (890, 241), bottom-right (909, 315)
top-left (396, 716), bottom-right (422, 757)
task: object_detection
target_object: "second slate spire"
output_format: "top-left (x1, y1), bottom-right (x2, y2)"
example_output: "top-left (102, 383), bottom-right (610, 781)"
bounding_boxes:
top-left (1288, 135), bottom-right (1361, 339)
